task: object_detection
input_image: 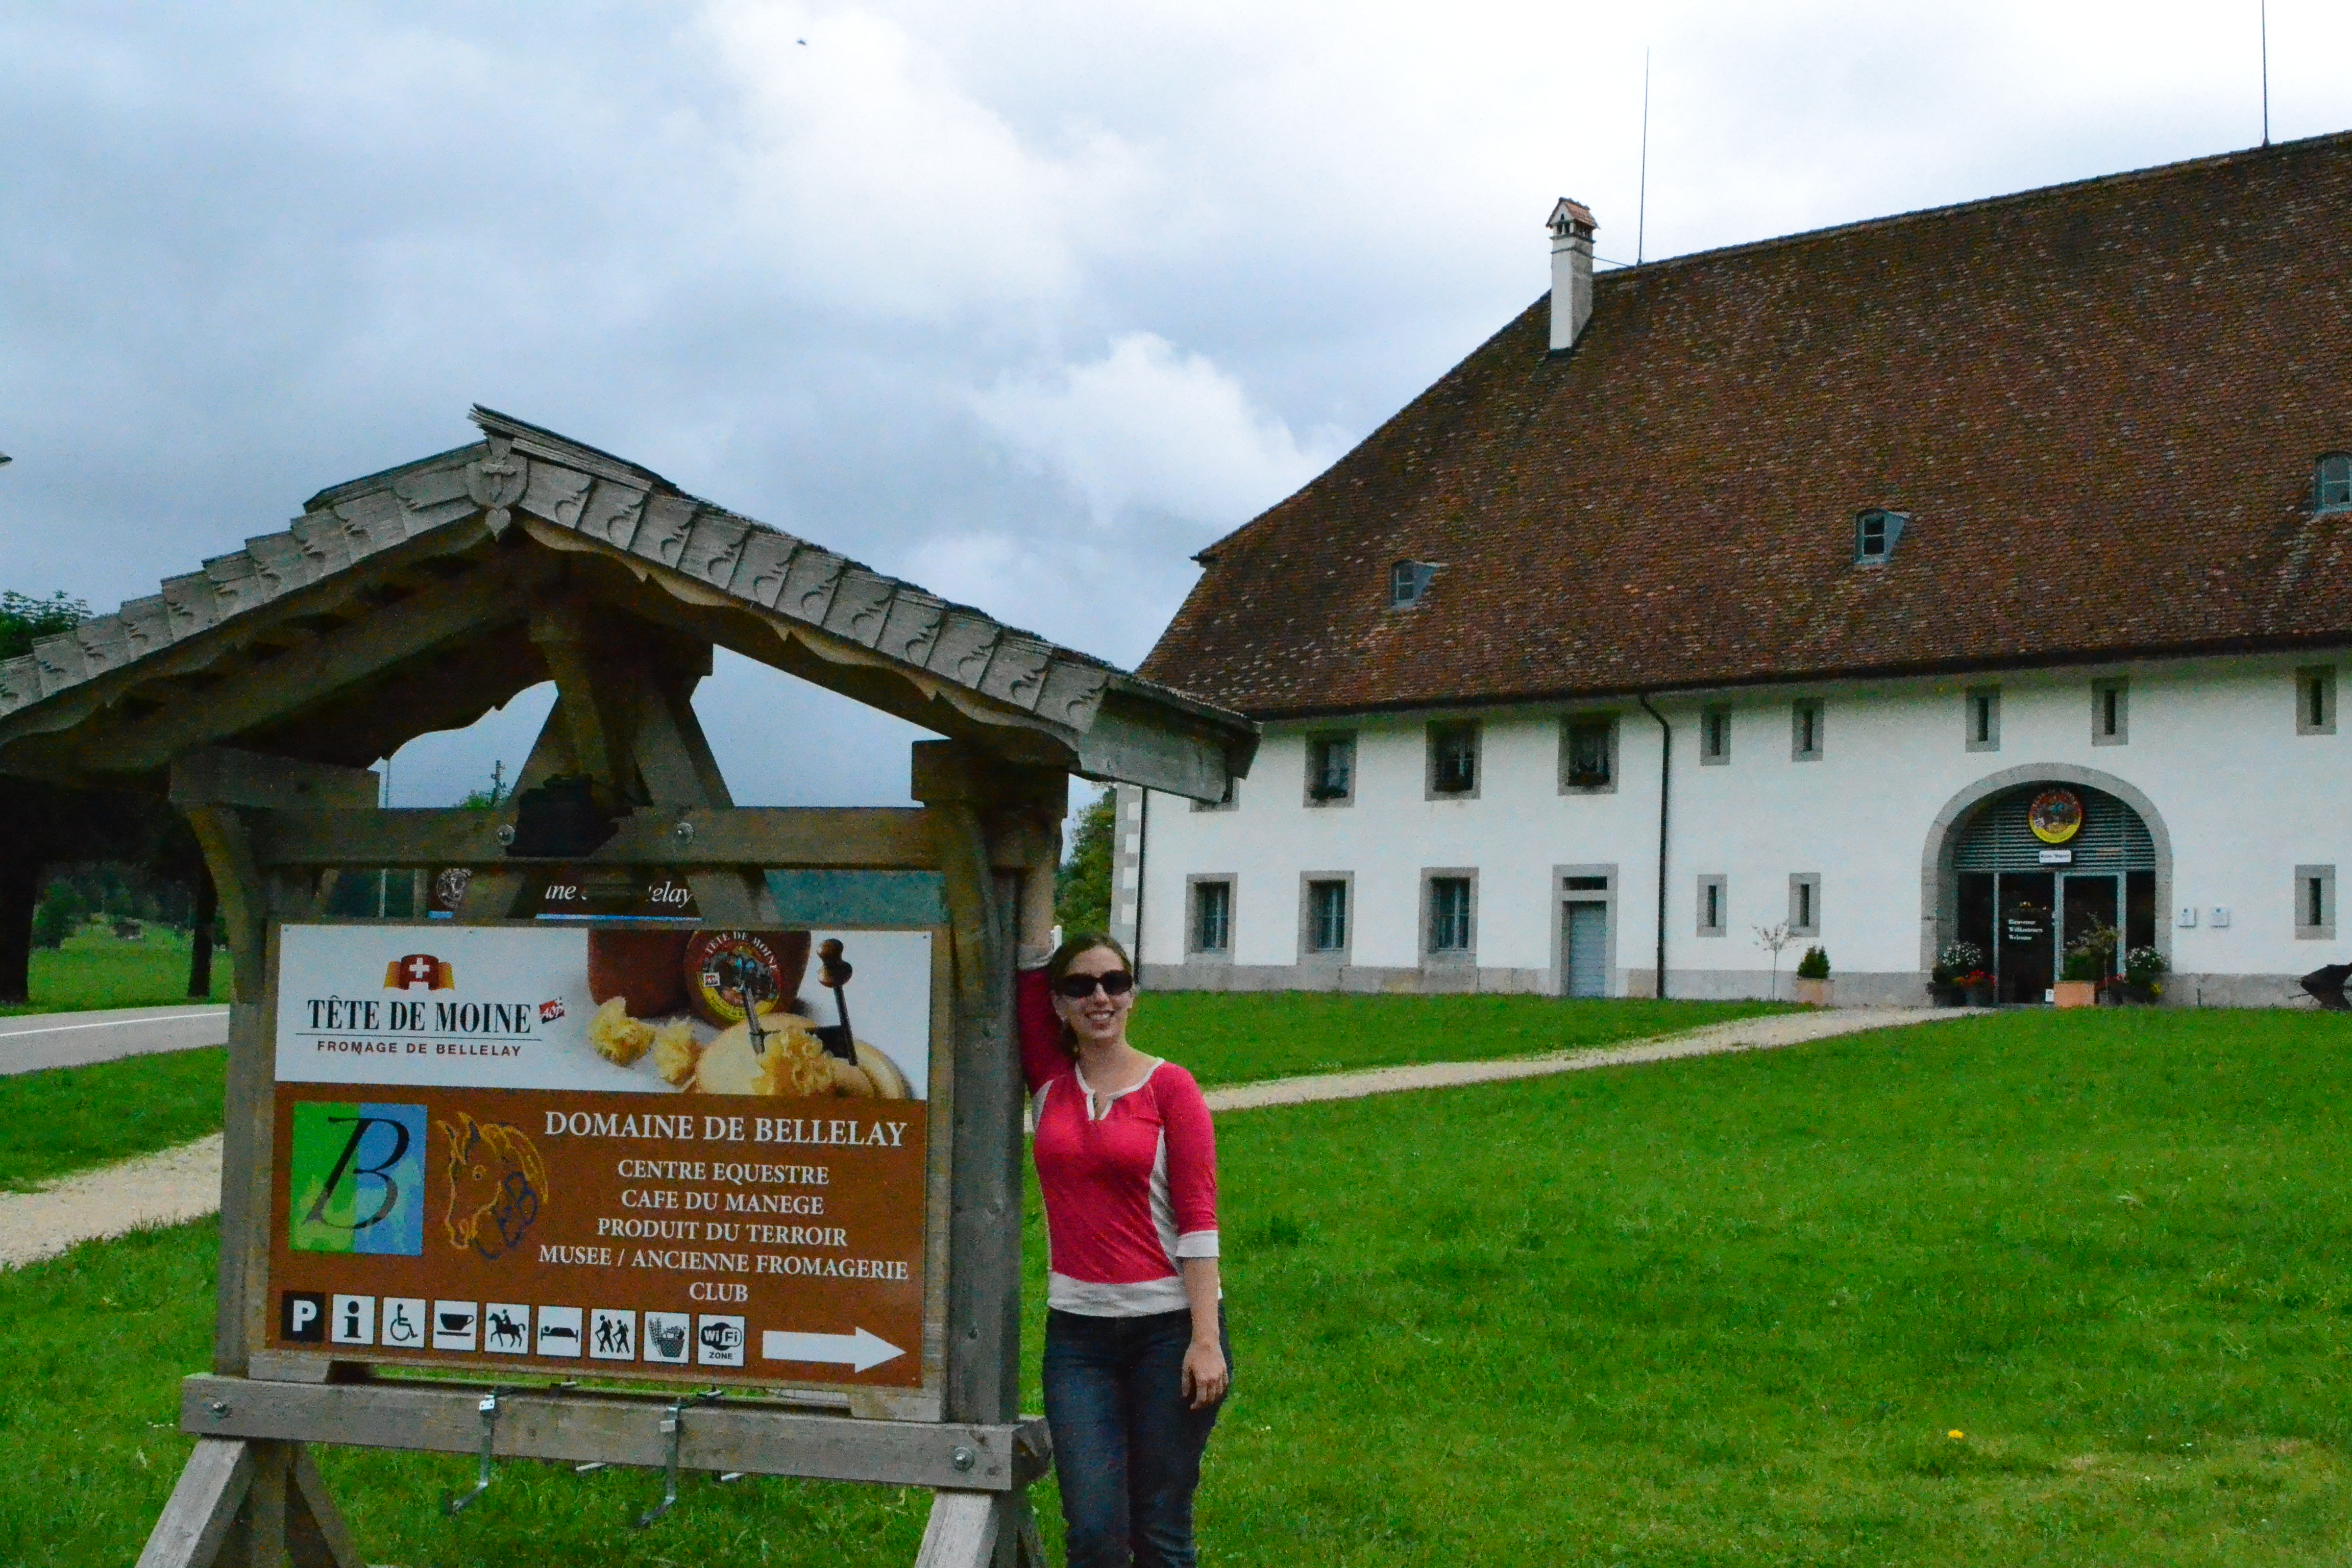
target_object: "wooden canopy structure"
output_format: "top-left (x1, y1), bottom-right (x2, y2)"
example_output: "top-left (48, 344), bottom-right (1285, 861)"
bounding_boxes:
top-left (0, 406), bottom-right (1252, 800)
top-left (0, 410), bottom-right (1254, 1568)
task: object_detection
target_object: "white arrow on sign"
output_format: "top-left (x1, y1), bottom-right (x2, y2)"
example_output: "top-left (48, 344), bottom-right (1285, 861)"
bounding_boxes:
top-left (761, 1327), bottom-right (905, 1372)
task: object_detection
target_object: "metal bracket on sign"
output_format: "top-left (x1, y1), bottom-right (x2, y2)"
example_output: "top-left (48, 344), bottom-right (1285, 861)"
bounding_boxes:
top-left (444, 1389), bottom-right (503, 1515)
top-left (634, 1399), bottom-right (688, 1530)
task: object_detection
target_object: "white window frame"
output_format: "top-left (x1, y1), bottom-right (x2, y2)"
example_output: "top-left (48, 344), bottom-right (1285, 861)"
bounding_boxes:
top-left (1426, 722), bottom-right (1481, 799)
top-left (1304, 731), bottom-right (1357, 807)
top-left (1186, 875), bottom-right (1235, 958)
top-left (1298, 873), bottom-right (1353, 960)
top-left (2092, 678), bottom-right (2129, 746)
top-left (1791, 699), bottom-right (1824, 762)
top-left (2296, 864), bottom-right (2336, 941)
top-left (2297, 667), bottom-right (2337, 736)
top-left (1788, 872), bottom-right (1822, 937)
top-left (1696, 874), bottom-right (1728, 938)
top-left (1965, 685), bottom-right (2001, 752)
top-left (1698, 705), bottom-right (1731, 766)
top-left (1558, 713), bottom-right (1620, 794)
top-left (1423, 869), bottom-right (1478, 964)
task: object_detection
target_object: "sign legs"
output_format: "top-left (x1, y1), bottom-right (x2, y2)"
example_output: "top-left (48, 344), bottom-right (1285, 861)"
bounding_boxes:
top-left (917, 1488), bottom-right (1048, 1568)
top-left (137, 1439), bottom-right (358, 1568)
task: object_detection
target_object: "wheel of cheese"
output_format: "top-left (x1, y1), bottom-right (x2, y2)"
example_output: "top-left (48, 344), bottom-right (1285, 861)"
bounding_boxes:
top-left (586, 929), bottom-right (691, 1017)
top-left (682, 930), bottom-right (812, 1025)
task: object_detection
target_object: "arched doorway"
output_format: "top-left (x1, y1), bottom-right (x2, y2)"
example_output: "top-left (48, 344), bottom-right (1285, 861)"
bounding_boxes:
top-left (1922, 766), bottom-right (2171, 1004)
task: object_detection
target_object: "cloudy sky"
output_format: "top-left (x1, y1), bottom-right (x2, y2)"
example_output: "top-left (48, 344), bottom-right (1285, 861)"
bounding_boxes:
top-left (3, 1), bottom-right (2343, 809)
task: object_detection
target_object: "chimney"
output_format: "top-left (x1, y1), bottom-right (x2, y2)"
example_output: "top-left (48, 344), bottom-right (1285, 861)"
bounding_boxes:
top-left (1547, 198), bottom-right (1597, 352)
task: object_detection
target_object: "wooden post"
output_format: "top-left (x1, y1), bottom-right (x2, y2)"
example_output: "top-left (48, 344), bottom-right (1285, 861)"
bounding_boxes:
top-left (188, 861), bottom-right (217, 999)
top-left (913, 741), bottom-right (1064, 1567)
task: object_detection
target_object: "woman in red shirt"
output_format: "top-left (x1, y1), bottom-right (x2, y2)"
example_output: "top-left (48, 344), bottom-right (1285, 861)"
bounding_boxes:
top-left (1019, 934), bottom-right (1228, 1568)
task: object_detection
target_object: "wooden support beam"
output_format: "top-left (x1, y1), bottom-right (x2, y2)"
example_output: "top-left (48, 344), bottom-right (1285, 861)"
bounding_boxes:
top-left (284, 1448), bottom-right (361, 1568)
top-left (245, 805), bottom-right (1055, 873)
top-left (135, 1437), bottom-right (355, 1568)
top-left (80, 562), bottom-right (531, 774)
top-left (136, 1437), bottom-right (255, 1568)
top-left (919, 744), bottom-right (1023, 1429)
top-left (168, 748), bottom-right (379, 812)
top-left (180, 1376), bottom-right (1048, 1492)
top-left (914, 1490), bottom-right (1049, 1568)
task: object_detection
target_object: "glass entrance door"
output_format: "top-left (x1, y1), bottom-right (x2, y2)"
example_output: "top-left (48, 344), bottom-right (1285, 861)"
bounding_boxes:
top-left (2061, 873), bottom-right (2120, 979)
top-left (1998, 871), bottom-right (2055, 1003)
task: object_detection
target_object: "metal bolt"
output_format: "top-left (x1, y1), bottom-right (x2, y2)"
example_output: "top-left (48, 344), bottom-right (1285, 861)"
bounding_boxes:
top-left (206, 1400), bottom-right (229, 1419)
top-left (496, 823), bottom-right (517, 846)
top-left (951, 1446), bottom-right (976, 1472)
top-left (673, 819), bottom-right (695, 843)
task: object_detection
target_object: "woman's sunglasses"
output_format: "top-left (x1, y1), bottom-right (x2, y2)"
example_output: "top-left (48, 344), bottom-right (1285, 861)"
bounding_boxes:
top-left (1054, 971), bottom-right (1135, 998)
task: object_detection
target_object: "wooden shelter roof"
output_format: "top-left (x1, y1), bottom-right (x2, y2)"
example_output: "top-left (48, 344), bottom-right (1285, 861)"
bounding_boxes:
top-left (0, 408), bottom-right (1254, 798)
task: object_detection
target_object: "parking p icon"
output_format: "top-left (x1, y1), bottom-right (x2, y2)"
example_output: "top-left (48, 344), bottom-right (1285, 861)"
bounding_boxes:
top-left (280, 1290), bottom-right (327, 1344)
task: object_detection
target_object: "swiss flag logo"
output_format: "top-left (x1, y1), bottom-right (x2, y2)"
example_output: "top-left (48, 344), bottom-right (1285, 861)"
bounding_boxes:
top-left (383, 954), bottom-right (455, 991)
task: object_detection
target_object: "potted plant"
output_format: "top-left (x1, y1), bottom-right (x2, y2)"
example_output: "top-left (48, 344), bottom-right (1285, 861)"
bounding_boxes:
top-left (1954, 969), bottom-right (1997, 1008)
top-left (1794, 945), bottom-right (1833, 1007)
top-left (2055, 922), bottom-right (2118, 1008)
top-left (1930, 941), bottom-right (1987, 1006)
top-left (2122, 944), bottom-right (2167, 1004)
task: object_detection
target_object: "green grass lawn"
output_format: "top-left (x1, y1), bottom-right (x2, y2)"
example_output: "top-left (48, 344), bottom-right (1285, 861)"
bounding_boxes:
top-left (13, 1007), bottom-right (2352, 1564)
top-left (1, 923), bottom-right (230, 1016)
top-left (1137, 991), bottom-right (1793, 1085)
top-left (0, 1047), bottom-right (225, 1191)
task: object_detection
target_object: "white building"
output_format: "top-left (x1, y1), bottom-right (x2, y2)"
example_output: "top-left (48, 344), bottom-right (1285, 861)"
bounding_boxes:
top-left (1118, 137), bottom-right (2352, 1007)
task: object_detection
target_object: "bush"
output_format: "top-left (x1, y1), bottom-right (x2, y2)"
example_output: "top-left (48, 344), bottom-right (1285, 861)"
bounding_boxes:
top-left (1795, 945), bottom-right (1830, 980)
top-left (30, 888), bottom-right (83, 950)
top-left (1932, 941), bottom-right (1987, 986)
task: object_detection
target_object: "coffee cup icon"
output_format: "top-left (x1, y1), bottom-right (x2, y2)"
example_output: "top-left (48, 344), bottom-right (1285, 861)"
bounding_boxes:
top-left (439, 1310), bottom-right (474, 1334)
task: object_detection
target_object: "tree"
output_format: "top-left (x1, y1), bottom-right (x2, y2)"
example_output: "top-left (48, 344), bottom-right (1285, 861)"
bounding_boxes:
top-left (1055, 787), bottom-right (1117, 938)
top-left (1753, 922), bottom-right (1795, 1000)
top-left (0, 590), bottom-right (91, 658)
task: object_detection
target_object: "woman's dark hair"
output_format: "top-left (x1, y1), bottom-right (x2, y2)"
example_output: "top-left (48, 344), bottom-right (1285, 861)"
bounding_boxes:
top-left (1044, 933), bottom-right (1134, 1059)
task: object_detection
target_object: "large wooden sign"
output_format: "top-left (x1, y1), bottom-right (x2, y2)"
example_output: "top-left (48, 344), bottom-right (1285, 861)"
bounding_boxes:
top-left (0, 411), bottom-right (1256, 1568)
top-left (264, 922), bottom-right (945, 1394)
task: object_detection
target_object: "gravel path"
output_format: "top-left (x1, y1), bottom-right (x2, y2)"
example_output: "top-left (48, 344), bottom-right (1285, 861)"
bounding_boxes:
top-left (0, 1132), bottom-right (224, 1269)
top-left (0, 1007), bottom-right (1980, 1270)
top-left (1200, 1006), bottom-right (1982, 1112)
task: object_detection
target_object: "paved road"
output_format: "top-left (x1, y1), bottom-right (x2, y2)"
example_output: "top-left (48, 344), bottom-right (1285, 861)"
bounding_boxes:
top-left (0, 1004), bottom-right (230, 1076)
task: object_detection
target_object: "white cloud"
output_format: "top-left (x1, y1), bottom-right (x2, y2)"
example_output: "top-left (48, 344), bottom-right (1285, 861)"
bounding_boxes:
top-left (970, 331), bottom-right (1337, 533)
top-left (6, 0), bottom-right (2350, 807)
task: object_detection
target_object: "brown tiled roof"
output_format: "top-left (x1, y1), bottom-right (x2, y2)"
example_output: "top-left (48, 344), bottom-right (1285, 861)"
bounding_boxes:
top-left (1141, 131), bottom-right (2352, 718)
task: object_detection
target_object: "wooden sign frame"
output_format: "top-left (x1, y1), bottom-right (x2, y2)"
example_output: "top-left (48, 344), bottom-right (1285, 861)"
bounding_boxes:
top-left (144, 721), bottom-right (1063, 1568)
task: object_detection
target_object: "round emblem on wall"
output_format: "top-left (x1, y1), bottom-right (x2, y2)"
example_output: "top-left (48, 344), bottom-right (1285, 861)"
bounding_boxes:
top-left (2027, 788), bottom-right (2085, 845)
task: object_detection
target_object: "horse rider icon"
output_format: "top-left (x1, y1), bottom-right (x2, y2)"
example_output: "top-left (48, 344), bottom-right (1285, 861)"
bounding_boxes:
top-left (384, 1301), bottom-right (420, 1345)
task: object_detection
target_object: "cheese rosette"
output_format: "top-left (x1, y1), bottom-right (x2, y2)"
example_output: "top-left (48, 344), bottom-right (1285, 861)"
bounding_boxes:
top-left (691, 1009), bottom-right (913, 1099)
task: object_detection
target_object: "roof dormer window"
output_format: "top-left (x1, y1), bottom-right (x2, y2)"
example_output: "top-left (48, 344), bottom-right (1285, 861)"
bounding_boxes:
top-left (1389, 559), bottom-right (1438, 608)
top-left (1854, 509), bottom-right (1907, 566)
top-left (2316, 453), bottom-right (2352, 513)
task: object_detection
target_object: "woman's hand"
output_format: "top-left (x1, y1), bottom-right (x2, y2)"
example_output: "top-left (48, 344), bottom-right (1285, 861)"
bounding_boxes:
top-left (1182, 1336), bottom-right (1229, 1410)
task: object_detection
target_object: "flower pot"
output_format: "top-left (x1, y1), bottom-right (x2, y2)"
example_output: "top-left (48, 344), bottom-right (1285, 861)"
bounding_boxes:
top-left (1929, 984), bottom-right (1962, 1008)
top-left (2052, 980), bottom-right (2097, 1009)
top-left (1963, 987), bottom-right (1994, 1008)
top-left (1793, 977), bottom-right (1834, 1007)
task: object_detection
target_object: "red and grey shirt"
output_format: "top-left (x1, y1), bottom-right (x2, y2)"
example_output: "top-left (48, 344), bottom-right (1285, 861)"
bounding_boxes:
top-left (1018, 970), bottom-right (1220, 1316)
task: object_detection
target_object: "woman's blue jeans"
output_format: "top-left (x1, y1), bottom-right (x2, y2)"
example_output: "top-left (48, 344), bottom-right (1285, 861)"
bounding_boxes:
top-left (1043, 1306), bottom-right (1229, 1568)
